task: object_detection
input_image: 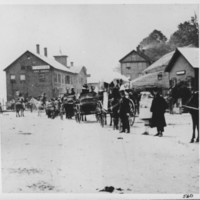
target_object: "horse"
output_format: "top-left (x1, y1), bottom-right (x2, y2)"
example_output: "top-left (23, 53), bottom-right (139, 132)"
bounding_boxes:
top-left (183, 91), bottom-right (199, 143)
top-left (15, 101), bottom-right (25, 117)
top-left (169, 82), bottom-right (199, 143)
top-left (29, 98), bottom-right (45, 116)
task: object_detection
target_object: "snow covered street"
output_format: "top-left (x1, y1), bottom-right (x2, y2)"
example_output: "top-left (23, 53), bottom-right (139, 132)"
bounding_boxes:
top-left (0, 111), bottom-right (199, 193)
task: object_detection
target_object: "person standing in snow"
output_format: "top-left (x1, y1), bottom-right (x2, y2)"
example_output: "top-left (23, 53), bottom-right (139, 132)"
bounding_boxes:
top-left (150, 87), bottom-right (168, 137)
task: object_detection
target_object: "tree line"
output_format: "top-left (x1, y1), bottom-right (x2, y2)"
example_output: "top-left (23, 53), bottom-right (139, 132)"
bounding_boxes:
top-left (137, 15), bottom-right (199, 62)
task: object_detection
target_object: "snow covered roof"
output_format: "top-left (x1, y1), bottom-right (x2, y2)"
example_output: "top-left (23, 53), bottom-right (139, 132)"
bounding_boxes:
top-left (177, 47), bottom-right (199, 68)
top-left (119, 49), bottom-right (151, 63)
top-left (143, 51), bottom-right (175, 73)
top-left (130, 72), bottom-right (167, 89)
top-left (165, 47), bottom-right (199, 72)
top-left (69, 65), bottom-right (85, 74)
top-left (4, 50), bottom-right (83, 74)
top-left (29, 51), bottom-right (76, 73)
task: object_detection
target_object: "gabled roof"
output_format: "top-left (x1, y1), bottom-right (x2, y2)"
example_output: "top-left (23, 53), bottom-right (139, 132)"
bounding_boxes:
top-left (130, 71), bottom-right (167, 89)
top-left (177, 47), bottom-right (199, 68)
top-left (119, 49), bottom-right (151, 63)
top-left (143, 51), bottom-right (175, 73)
top-left (4, 50), bottom-right (83, 74)
top-left (165, 47), bottom-right (199, 72)
top-left (70, 65), bottom-right (86, 74)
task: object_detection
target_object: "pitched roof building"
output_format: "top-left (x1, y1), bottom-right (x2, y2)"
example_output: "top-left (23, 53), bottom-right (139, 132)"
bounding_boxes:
top-left (131, 50), bottom-right (175, 91)
top-left (131, 47), bottom-right (199, 93)
top-left (165, 47), bottom-right (199, 90)
top-left (4, 45), bottom-right (89, 101)
top-left (119, 49), bottom-right (151, 81)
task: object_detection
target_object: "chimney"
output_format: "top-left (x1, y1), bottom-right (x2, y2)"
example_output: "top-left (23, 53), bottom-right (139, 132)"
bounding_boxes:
top-left (54, 55), bottom-right (68, 67)
top-left (36, 44), bottom-right (40, 54)
top-left (70, 62), bottom-right (74, 67)
top-left (136, 45), bottom-right (141, 53)
top-left (44, 47), bottom-right (48, 57)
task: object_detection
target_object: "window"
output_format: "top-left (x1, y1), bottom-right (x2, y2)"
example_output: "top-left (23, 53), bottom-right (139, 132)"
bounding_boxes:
top-left (39, 73), bottom-right (45, 82)
top-left (158, 73), bottom-right (162, 80)
top-left (126, 66), bottom-right (131, 70)
top-left (65, 75), bottom-right (70, 84)
top-left (176, 70), bottom-right (186, 75)
top-left (10, 75), bottom-right (16, 83)
top-left (20, 74), bottom-right (26, 81)
top-left (54, 73), bottom-right (57, 82)
top-left (21, 65), bottom-right (26, 70)
top-left (10, 75), bottom-right (16, 80)
top-left (58, 74), bottom-right (61, 83)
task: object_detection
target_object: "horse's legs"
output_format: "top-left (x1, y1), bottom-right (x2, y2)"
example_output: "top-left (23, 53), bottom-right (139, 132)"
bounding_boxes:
top-left (104, 114), bottom-right (107, 125)
top-left (190, 112), bottom-right (196, 143)
top-left (110, 113), bottom-right (112, 126)
top-left (196, 114), bottom-right (199, 143)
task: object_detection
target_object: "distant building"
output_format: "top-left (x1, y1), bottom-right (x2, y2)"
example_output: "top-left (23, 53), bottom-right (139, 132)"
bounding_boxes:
top-left (4, 45), bottom-right (89, 101)
top-left (130, 51), bottom-right (175, 94)
top-left (165, 47), bottom-right (199, 90)
top-left (131, 47), bottom-right (199, 95)
top-left (119, 48), bottom-right (151, 80)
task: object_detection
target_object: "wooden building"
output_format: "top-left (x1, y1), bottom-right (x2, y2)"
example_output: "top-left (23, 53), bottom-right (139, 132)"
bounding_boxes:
top-left (131, 51), bottom-right (175, 95)
top-left (4, 45), bottom-right (89, 101)
top-left (165, 47), bottom-right (199, 90)
top-left (119, 49), bottom-right (151, 81)
top-left (131, 47), bottom-right (199, 95)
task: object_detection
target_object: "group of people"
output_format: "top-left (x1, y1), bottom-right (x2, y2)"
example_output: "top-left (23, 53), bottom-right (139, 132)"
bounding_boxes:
top-left (40, 83), bottom-right (168, 137)
top-left (10, 82), bottom-right (168, 137)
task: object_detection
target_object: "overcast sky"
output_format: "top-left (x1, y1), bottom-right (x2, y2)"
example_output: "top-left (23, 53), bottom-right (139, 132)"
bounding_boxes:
top-left (0, 3), bottom-right (198, 100)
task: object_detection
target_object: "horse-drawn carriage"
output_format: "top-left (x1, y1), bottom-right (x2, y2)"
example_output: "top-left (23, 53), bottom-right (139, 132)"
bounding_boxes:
top-left (97, 91), bottom-right (136, 128)
top-left (74, 93), bottom-right (100, 123)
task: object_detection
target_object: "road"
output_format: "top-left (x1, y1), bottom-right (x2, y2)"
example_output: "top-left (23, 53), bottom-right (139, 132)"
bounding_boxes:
top-left (0, 111), bottom-right (199, 193)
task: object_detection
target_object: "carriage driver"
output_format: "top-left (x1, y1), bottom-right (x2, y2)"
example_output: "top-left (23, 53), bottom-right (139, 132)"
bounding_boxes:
top-left (119, 88), bottom-right (131, 133)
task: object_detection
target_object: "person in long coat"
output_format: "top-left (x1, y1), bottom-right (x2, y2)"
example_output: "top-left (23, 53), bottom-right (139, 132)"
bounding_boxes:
top-left (119, 90), bottom-right (131, 133)
top-left (150, 88), bottom-right (168, 137)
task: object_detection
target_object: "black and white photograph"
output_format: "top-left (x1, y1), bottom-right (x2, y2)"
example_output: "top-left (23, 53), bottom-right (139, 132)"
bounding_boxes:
top-left (0, 0), bottom-right (199, 198)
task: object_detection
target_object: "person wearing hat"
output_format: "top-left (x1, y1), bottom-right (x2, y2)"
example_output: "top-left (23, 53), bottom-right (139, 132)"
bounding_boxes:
top-left (119, 89), bottom-right (131, 133)
top-left (150, 87), bottom-right (168, 137)
top-left (90, 85), bottom-right (97, 96)
top-left (80, 84), bottom-right (89, 96)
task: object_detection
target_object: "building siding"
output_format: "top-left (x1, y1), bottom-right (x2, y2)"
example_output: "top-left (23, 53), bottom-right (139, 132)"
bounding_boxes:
top-left (169, 56), bottom-right (195, 83)
top-left (5, 52), bottom-right (53, 100)
top-left (120, 50), bottom-right (150, 81)
top-left (5, 51), bottom-right (87, 101)
top-left (121, 62), bottom-right (149, 80)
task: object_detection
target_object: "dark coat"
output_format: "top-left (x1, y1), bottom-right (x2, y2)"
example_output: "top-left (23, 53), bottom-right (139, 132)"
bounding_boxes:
top-left (119, 97), bottom-right (130, 117)
top-left (150, 94), bottom-right (168, 128)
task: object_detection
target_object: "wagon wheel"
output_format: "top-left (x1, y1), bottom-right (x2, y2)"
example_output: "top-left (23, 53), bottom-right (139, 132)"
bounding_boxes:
top-left (129, 99), bottom-right (136, 126)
